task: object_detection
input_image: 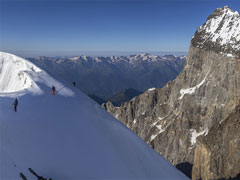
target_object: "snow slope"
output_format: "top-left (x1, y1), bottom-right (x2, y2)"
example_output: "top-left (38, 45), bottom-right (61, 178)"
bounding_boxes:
top-left (195, 6), bottom-right (240, 53)
top-left (0, 52), bottom-right (188, 179)
top-left (0, 52), bottom-right (73, 97)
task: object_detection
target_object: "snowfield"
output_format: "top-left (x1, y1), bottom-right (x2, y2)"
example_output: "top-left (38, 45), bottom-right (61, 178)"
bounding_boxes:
top-left (0, 52), bottom-right (188, 179)
top-left (196, 6), bottom-right (240, 54)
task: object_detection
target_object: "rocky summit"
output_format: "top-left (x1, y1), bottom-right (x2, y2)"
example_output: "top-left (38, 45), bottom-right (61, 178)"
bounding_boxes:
top-left (103, 6), bottom-right (240, 179)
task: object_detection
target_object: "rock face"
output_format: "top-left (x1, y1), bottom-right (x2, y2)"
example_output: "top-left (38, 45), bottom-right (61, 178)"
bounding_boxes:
top-left (103, 6), bottom-right (240, 179)
top-left (192, 105), bottom-right (240, 180)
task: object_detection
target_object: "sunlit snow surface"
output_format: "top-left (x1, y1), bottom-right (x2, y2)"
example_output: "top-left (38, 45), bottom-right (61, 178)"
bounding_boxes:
top-left (196, 6), bottom-right (240, 53)
top-left (0, 52), bottom-right (74, 97)
top-left (0, 52), bottom-right (189, 179)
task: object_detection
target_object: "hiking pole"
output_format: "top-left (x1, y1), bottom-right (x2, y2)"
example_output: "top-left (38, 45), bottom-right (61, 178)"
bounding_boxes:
top-left (56, 86), bottom-right (65, 93)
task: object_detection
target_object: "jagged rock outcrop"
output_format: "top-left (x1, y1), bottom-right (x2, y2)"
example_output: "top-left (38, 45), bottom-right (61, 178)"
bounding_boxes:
top-left (103, 6), bottom-right (240, 179)
top-left (192, 104), bottom-right (240, 180)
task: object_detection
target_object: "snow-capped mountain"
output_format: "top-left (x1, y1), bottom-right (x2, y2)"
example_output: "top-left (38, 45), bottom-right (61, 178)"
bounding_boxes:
top-left (0, 52), bottom-right (188, 179)
top-left (28, 54), bottom-right (186, 99)
top-left (66, 53), bottom-right (186, 64)
top-left (192, 6), bottom-right (240, 57)
top-left (0, 52), bottom-right (73, 96)
top-left (103, 6), bottom-right (240, 179)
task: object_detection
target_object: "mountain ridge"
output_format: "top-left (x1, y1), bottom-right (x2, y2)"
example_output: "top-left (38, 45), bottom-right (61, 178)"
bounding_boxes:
top-left (103, 6), bottom-right (240, 179)
top-left (0, 52), bottom-right (189, 179)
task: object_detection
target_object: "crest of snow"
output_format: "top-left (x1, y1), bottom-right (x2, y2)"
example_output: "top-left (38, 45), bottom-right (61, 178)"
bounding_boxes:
top-left (190, 128), bottom-right (209, 146)
top-left (148, 88), bottom-right (156, 92)
top-left (180, 56), bottom-right (187, 60)
top-left (0, 52), bottom-right (74, 97)
top-left (69, 56), bottom-right (80, 61)
top-left (82, 55), bottom-right (88, 61)
top-left (197, 6), bottom-right (240, 50)
top-left (95, 57), bottom-right (102, 62)
top-left (178, 76), bottom-right (207, 100)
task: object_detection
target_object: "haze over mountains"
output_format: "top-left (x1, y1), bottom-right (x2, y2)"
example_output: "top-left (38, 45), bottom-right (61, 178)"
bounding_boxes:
top-left (28, 54), bottom-right (186, 99)
top-left (103, 6), bottom-right (240, 180)
top-left (1, 2), bottom-right (240, 180)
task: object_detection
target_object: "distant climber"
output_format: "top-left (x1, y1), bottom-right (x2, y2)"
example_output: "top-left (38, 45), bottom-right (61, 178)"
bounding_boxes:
top-left (72, 81), bottom-right (76, 87)
top-left (28, 168), bottom-right (51, 180)
top-left (19, 173), bottom-right (27, 180)
top-left (19, 168), bottom-right (52, 180)
top-left (13, 98), bottom-right (18, 112)
top-left (52, 86), bottom-right (55, 95)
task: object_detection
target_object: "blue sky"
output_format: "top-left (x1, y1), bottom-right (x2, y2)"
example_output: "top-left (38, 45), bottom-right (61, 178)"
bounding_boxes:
top-left (0, 0), bottom-right (240, 57)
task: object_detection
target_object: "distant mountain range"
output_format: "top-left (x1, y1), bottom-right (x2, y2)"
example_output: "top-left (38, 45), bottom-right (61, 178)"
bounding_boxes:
top-left (27, 54), bottom-right (186, 99)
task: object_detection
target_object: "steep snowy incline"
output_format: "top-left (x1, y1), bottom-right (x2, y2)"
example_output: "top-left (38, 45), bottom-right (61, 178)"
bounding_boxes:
top-left (0, 52), bottom-right (188, 179)
top-left (0, 52), bottom-right (73, 96)
top-left (192, 6), bottom-right (240, 57)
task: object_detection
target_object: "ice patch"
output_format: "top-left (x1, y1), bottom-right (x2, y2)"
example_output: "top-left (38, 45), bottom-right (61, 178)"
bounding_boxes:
top-left (179, 76), bottom-right (207, 100)
top-left (190, 128), bottom-right (209, 146)
top-left (227, 53), bottom-right (234, 57)
top-left (133, 119), bottom-right (137, 124)
top-left (148, 88), bottom-right (156, 92)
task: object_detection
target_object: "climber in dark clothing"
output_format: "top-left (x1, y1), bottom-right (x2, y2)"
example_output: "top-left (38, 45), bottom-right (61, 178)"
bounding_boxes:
top-left (13, 98), bottom-right (18, 112)
top-left (28, 168), bottom-right (51, 180)
top-left (72, 81), bottom-right (76, 87)
top-left (52, 86), bottom-right (56, 95)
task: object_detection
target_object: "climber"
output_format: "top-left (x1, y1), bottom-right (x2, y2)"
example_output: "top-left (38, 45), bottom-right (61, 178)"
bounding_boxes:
top-left (13, 98), bottom-right (18, 112)
top-left (52, 86), bottom-right (56, 95)
top-left (28, 168), bottom-right (50, 180)
top-left (72, 81), bottom-right (76, 87)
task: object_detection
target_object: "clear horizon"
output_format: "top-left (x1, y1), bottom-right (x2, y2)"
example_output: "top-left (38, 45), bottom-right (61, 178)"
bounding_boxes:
top-left (0, 0), bottom-right (240, 57)
top-left (3, 50), bottom-right (188, 58)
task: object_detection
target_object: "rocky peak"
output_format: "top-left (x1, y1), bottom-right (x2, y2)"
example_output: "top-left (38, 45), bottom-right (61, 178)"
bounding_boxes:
top-left (103, 7), bottom-right (240, 179)
top-left (192, 6), bottom-right (240, 58)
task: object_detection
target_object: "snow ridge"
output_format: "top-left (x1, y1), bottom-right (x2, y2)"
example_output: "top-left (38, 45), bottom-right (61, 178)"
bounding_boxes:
top-left (0, 52), bottom-right (189, 180)
top-left (0, 52), bottom-right (74, 97)
top-left (194, 6), bottom-right (240, 56)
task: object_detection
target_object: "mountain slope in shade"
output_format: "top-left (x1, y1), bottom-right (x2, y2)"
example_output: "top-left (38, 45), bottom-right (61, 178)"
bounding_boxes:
top-left (108, 88), bottom-right (143, 106)
top-left (88, 94), bottom-right (106, 105)
top-left (0, 52), bottom-right (188, 179)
